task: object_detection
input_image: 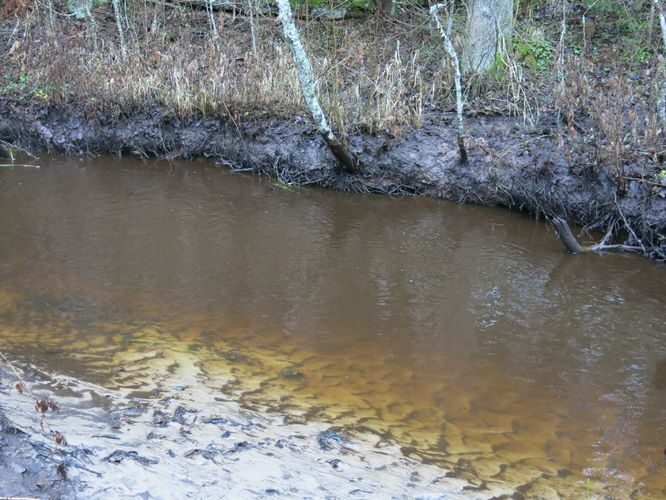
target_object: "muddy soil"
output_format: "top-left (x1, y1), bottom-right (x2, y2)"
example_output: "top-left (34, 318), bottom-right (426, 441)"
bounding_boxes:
top-left (1, 98), bottom-right (664, 259)
top-left (0, 361), bottom-right (513, 498)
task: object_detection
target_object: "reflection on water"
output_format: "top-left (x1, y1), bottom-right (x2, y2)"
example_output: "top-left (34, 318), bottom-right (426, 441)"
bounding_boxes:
top-left (0, 155), bottom-right (665, 497)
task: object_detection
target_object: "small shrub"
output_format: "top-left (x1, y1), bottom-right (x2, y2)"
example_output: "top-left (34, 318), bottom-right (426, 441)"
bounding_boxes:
top-left (515, 31), bottom-right (554, 72)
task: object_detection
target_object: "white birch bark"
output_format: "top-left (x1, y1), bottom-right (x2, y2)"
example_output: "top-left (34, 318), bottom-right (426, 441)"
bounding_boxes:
top-left (111, 0), bottom-right (127, 56)
top-left (431, 2), bottom-right (468, 163)
top-left (248, 0), bottom-right (258, 56)
top-left (656, 0), bottom-right (666, 48)
top-left (207, 0), bottom-right (219, 39)
top-left (462, 0), bottom-right (513, 74)
top-left (654, 0), bottom-right (666, 125)
top-left (275, 0), bottom-right (358, 172)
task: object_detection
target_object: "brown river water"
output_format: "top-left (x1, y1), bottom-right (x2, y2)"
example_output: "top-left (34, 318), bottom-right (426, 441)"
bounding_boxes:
top-left (0, 155), bottom-right (665, 497)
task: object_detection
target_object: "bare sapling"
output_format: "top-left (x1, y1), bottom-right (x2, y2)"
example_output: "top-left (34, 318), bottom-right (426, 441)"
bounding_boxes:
top-left (248, 0), bottom-right (258, 56)
top-left (654, 0), bottom-right (666, 125)
top-left (111, 0), bottom-right (127, 56)
top-left (430, 2), bottom-right (467, 163)
top-left (656, 0), bottom-right (666, 51)
top-left (555, 0), bottom-right (567, 128)
top-left (275, 0), bottom-right (359, 173)
top-left (207, 0), bottom-right (220, 40)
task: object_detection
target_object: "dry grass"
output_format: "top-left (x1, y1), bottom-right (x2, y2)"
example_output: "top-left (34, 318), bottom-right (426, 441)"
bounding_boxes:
top-left (554, 55), bottom-right (663, 173)
top-left (0, 0), bottom-right (663, 156)
top-left (2, 5), bottom-right (437, 135)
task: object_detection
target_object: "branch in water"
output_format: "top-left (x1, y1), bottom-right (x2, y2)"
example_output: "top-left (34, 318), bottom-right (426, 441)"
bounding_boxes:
top-left (551, 217), bottom-right (583, 254)
top-left (550, 217), bottom-right (643, 255)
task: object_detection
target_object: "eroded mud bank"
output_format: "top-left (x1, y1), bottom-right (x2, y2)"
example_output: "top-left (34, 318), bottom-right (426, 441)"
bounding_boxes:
top-left (1, 98), bottom-right (664, 258)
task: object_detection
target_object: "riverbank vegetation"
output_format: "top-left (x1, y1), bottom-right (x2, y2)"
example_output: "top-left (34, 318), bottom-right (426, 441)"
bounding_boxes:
top-left (1, 1), bottom-right (663, 139)
top-left (1, 0), bottom-right (665, 258)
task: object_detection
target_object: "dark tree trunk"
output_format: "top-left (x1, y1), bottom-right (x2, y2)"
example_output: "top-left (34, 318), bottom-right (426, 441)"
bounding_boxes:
top-left (322, 135), bottom-right (360, 173)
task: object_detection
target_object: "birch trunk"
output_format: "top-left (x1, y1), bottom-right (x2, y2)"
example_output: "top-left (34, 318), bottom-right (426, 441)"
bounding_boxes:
top-left (111, 0), bottom-right (127, 56)
top-left (430, 3), bottom-right (467, 163)
top-left (207, 0), bottom-right (219, 39)
top-left (655, 0), bottom-right (666, 125)
top-left (462, 0), bottom-right (513, 74)
top-left (275, 0), bottom-right (359, 173)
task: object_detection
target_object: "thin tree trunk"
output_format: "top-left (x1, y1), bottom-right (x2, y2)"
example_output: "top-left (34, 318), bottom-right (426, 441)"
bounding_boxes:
top-left (555, 0), bottom-right (567, 128)
top-left (248, 0), bottom-right (257, 56)
top-left (207, 0), bottom-right (219, 39)
top-left (431, 2), bottom-right (467, 163)
top-left (462, 0), bottom-right (513, 74)
top-left (275, 0), bottom-right (359, 173)
top-left (655, 0), bottom-right (666, 125)
top-left (656, 0), bottom-right (666, 48)
top-left (111, 0), bottom-right (127, 56)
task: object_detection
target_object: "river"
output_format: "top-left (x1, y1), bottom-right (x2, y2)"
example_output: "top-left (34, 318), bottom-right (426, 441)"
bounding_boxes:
top-left (0, 155), bottom-right (664, 497)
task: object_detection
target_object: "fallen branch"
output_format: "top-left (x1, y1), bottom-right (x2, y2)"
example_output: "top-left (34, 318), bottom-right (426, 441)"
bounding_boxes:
top-left (550, 217), bottom-right (643, 255)
top-left (0, 139), bottom-right (39, 160)
top-left (614, 191), bottom-right (646, 254)
top-left (551, 217), bottom-right (583, 253)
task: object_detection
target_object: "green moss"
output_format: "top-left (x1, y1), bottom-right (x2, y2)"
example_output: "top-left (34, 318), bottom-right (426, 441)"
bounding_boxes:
top-left (348, 0), bottom-right (371, 9)
top-left (484, 52), bottom-right (509, 79)
top-left (289, 0), bottom-right (371, 10)
top-left (515, 34), bottom-right (553, 72)
top-left (66, 0), bottom-right (107, 20)
top-left (1, 75), bottom-right (29, 96)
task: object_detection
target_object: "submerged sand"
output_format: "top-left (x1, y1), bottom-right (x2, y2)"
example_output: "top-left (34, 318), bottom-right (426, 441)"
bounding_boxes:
top-left (0, 358), bottom-right (509, 499)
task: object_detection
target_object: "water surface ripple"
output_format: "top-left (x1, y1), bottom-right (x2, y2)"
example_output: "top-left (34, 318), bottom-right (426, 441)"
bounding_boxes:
top-left (0, 156), bottom-right (664, 497)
